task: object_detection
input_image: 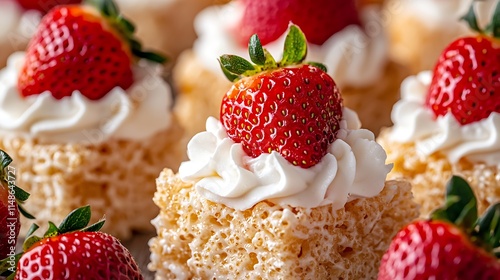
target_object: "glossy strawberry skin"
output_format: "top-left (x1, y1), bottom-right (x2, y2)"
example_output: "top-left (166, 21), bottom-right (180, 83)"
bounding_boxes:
top-left (18, 5), bottom-right (134, 100)
top-left (220, 65), bottom-right (343, 168)
top-left (378, 220), bottom-right (500, 280)
top-left (425, 36), bottom-right (500, 125)
top-left (236, 0), bottom-right (360, 46)
top-left (16, 0), bottom-right (82, 13)
top-left (0, 183), bottom-right (20, 260)
top-left (14, 231), bottom-right (142, 280)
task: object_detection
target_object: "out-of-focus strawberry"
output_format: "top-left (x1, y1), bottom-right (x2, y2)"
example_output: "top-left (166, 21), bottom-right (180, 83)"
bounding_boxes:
top-left (18, 0), bottom-right (165, 101)
top-left (235, 0), bottom-right (360, 46)
top-left (1, 206), bottom-right (143, 279)
top-left (379, 176), bottom-right (500, 279)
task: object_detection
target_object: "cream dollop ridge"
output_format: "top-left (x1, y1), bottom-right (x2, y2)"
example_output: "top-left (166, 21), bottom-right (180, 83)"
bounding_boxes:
top-left (0, 52), bottom-right (173, 144)
top-left (390, 71), bottom-right (500, 165)
top-left (179, 108), bottom-right (392, 211)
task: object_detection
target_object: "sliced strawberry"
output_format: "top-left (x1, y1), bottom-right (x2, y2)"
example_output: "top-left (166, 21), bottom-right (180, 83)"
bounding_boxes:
top-left (0, 206), bottom-right (142, 279)
top-left (219, 25), bottom-right (343, 168)
top-left (235, 0), bottom-right (360, 46)
top-left (425, 4), bottom-right (500, 125)
top-left (379, 176), bottom-right (500, 279)
top-left (18, 0), bottom-right (165, 101)
top-left (15, 0), bottom-right (82, 13)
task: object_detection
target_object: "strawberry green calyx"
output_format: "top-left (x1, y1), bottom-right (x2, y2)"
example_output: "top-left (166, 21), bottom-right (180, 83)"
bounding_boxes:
top-left (462, 0), bottom-right (500, 38)
top-left (0, 205), bottom-right (105, 279)
top-left (219, 25), bottom-right (327, 82)
top-left (431, 176), bottom-right (500, 257)
top-left (85, 0), bottom-right (167, 63)
top-left (0, 150), bottom-right (33, 220)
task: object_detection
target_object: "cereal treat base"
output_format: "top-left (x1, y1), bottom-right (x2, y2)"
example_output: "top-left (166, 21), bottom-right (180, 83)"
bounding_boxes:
top-left (378, 128), bottom-right (500, 218)
top-left (149, 169), bottom-right (419, 279)
top-left (2, 120), bottom-right (185, 240)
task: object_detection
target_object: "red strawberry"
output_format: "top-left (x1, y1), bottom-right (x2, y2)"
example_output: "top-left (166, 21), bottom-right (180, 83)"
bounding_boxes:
top-left (15, 0), bottom-right (82, 13)
top-left (378, 176), bottom-right (500, 279)
top-left (18, 0), bottom-right (165, 101)
top-left (425, 5), bottom-right (500, 125)
top-left (235, 0), bottom-right (360, 46)
top-left (219, 25), bottom-right (343, 168)
top-left (0, 150), bottom-right (33, 261)
top-left (1, 206), bottom-right (143, 279)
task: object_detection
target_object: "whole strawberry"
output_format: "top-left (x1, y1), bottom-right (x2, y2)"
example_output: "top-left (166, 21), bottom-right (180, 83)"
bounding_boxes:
top-left (219, 25), bottom-right (343, 168)
top-left (18, 0), bottom-right (165, 101)
top-left (425, 3), bottom-right (500, 125)
top-left (235, 0), bottom-right (360, 46)
top-left (15, 0), bottom-right (82, 13)
top-left (0, 150), bottom-right (33, 261)
top-left (1, 206), bottom-right (143, 279)
top-left (378, 176), bottom-right (500, 279)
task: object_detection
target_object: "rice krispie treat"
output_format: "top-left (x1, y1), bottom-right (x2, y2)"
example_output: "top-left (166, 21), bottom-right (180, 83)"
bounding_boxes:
top-left (0, 0), bottom-right (185, 239)
top-left (378, 5), bottom-right (500, 217)
top-left (173, 0), bottom-right (408, 143)
top-left (150, 26), bottom-right (419, 279)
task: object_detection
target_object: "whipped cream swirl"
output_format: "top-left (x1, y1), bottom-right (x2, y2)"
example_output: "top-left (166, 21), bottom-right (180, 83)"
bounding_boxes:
top-left (390, 71), bottom-right (500, 165)
top-left (192, 2), bottom-right (388, 88)
top-left (179, 109), bottom-right (392, 210)
top-left (0, 52), bottom-right (173, 144)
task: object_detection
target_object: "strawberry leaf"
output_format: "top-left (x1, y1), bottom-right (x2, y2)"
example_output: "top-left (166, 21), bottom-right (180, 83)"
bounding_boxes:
top-left (476, 203), bottom-right (500, 249)
top-left (491, 0), bottom-right (500, 37)
top-left (13, 185), bottom-right (29, 202)
top-left (82, 218), bottom-right (106, 232)
top-left (249, 35), bottom-right (266, 66)
top-left (23, 236), bottom-right (42, 252)
top-left (461, 3), bottom-right (483, 33)
top-left (58, 205), bottom-right (92, 234)
top-left (280, 25), bottom-right (307, 66)
top-left (25, 223), bottom-right (39, 238)
top-left (219, 62), bottom-right (240, 82)
top-left (43, 222), bottom-right (60, 238)
top-left (0, 253), bottom-right (21, 278)
top-left (219, 55), bottom-right (256, 75)
top-left (0, 150), bottom-right (13, 169)
top-left (263, 49), bottom-right (277, 69)
top-left (431, 176), bottom-right (477, 231)
top-left (307, 62), bottom-right (328, 73)
top-left (18, 204), bottom-right (35, 220)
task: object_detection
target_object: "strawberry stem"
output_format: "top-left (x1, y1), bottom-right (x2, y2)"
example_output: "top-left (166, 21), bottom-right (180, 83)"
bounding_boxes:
top-left (219, 24), bottom-right (327, 82)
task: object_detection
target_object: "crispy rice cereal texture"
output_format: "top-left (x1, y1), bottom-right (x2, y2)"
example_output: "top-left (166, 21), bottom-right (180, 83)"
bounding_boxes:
top-left (378, 128), bottom-right (500, 218)
top-left (149, 169), bottom-right (419, 280)
top-left (173, 51), bottom-right (407, 139)
top-left (1, 120), bottom-right (185, 240)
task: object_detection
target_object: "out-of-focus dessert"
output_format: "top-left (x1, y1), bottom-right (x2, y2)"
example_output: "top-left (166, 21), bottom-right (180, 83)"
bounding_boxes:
top-left (149, 26), bottom-right (419, 279)
top-left (386, 0), bottom-right (497, 73)
top-left (0, 0), bottom-right (184, 239)
top-left (378, 4), bottom-right (500, 217)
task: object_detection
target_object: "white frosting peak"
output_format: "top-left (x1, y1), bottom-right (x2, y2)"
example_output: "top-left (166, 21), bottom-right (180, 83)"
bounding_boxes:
top-left (179, 108), bottom-right (392, 210)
